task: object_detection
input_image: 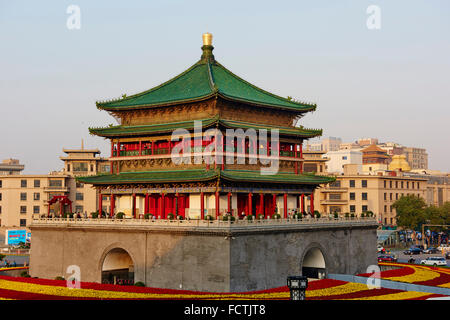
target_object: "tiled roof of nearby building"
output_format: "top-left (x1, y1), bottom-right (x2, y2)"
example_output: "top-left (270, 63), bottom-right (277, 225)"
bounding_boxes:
top-left (221, 170), bottom-right (335, 184)
top-left (95, 47), bottom-right (316, 113)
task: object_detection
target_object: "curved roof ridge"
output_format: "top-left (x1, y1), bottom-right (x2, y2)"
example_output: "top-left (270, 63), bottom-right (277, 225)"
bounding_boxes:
top-left (96, 61), bottom-right (212, 108)
top-left (212, 61), bottom-right (316, 110)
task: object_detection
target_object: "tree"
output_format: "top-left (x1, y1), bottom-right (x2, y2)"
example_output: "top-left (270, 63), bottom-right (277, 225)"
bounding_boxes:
top-left (393, 195), bottom-right (427, 230)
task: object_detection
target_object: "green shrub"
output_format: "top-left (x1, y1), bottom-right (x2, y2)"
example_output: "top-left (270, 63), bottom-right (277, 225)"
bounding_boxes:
top-left (361, 212), bottom-right (366, 218)
top-left (167, 213), bottom-right (174, 220)
top-left (144, 213), bottom-right (153, 220)
top-left (91, 212), bottom-right (98, 219)
top-left (272, 214), bottom-right (281, 219)
top-left (134, 281), bottom-right (145, 287)
top-left (257, 214), bottom-right (265, 220)
top-left (205, 215), bottom-right (214, 220)
top-left (116, 212), bottom-right (125, 219)
top-left (55, 276), bottom-right (65, 281)
top-left (315, 212), bottom-right (321, 218)
top-left (345, 212), bottom-right (350, 218)
top-left (350, 213), bottom-right (355, 218)
top-left (20, 271), bottom-right (30, 278)
top-left (222, 215), bottom-right (235, 221)
top-left (177, 215), bottom-right (184, 220)
top-left (292, 214), bottom-right (302, 220)
top-left (333, 212), bottom-right (339, 219)
top-left (246, 215), bottom-right (255, 221)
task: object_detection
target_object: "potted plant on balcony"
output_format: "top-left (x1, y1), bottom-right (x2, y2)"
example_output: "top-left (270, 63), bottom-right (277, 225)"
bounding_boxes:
top-left (116, 212), bottom-right (125, 219)
top-left (91, 211), bottom-right (98, 219)
top-left (344, 212), bottom-right (350, 219)
top-left (292, 213), bottom-right (302, 220)
top-left (176, 215), bottom-right (184, 220)
top-left (222, 214), bottom-right (235, 222)
top-left (257, 214), bottom-right (265, 220)
top-left (144, 213), bottom-right (153, 220)
top-left (246, 215), bottom-right (255, 221)
top-left (205, 215), bottom-right (214, 221)
top-left (350, 213), bottom-right (355, 218)
top-left (167, 213), bottom-right (175, 220)
top-left (272, 213), bottom-right (281, 220)
top-left (333, 212), bottom-right (339, 219)
top-left (315, 212), bottom-right (321, 218)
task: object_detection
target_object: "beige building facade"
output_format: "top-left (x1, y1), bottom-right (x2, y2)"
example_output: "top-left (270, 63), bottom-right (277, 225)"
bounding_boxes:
top-left (0, 146), bottom-right (111, 227)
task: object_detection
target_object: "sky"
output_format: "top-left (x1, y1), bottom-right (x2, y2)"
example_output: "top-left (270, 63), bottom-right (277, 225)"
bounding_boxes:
top-left (0, 0), bottom-right (449, 173)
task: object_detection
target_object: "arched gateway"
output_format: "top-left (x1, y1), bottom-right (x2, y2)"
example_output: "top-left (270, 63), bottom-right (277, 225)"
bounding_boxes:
top-left (301, 246), bottom-right (327, 279)
top-left (101, 248), bottom-right (134, 285)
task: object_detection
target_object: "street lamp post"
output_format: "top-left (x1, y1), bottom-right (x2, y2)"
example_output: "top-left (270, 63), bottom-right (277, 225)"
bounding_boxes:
top-left (287, 276), bottom-right (308, 300)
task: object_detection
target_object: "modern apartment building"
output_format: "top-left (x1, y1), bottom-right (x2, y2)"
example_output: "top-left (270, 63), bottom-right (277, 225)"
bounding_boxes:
top-left (315, 165), bottom-right (427, 226)
top-left (0, 146), bottom-right (111, 227)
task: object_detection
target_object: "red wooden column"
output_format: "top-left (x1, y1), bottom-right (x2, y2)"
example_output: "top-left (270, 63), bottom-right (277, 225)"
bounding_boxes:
top-left (110, 141), bottom-right (114, 174)
top-left (227, 192), bottom-right (231, 213)
top-left (221, 135), bottom-right (225, 171)
top-left (301, 194), bottom-right (305, 214)
top-left (300, 143), bottom-right (303, 173)
top-left (132, 193), bottom-right (136, 218)
top-left (144, 194), bottom-right (149, 214)
top-left (160, 193), bottom-right (165, 219)
top-left (138, 140), bottom-right (142, 156)
top-left (98, 193), bottom-right (103, 217)
top-left (215, 191), bottom-right (220, 219)
top-left (248, 193), bottom-right (252, 216)
top-left (259, 193), bottom-right (264, 217)
top-left (110, 194), bottom-right (115, 217)
top-left (310, 192), bottom-right (315, 215)
top-left (272, 194), bottom-right (277, 216)
top-left (200, 192), bottom-right (205, 219)
top-left (283, 193), bottom-right (288, 219)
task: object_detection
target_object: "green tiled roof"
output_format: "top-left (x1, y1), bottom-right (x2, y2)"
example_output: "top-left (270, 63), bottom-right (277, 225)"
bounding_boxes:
top-left (221, 170), bottom-right (335, 185)
top-left (96, 49), bottom-right (316, 112)
top-left (89, 117), bottom-right (321, 138)
top-left (89, 117), bottom-right (218, 137)
top-left (76, 168), bottom-right (334, 186)
top-left (76, 169), bottom-right (218, 185)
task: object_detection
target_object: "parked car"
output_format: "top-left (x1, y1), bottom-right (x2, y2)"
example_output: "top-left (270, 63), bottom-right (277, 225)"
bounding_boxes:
top-left (378, 254), bottom-right (397, 262)
top-left (423, 247), bottom-right (439, 254)
top-left (420, 257), bottom-right (447, 266)
top-left (404, 247), bottom-right (422, 255)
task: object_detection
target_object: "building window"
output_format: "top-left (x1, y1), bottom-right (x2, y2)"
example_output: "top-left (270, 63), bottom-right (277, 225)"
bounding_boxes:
top-left (384, 205), bottom-right (387, 213)
top-left (67, 164), bottom-right (71, 172)
top-left (49, 180), bottom-right (63, 187)
top-left (73, 162), bottom-right (88, 172)
top-left (20, 206), bottom-right (27, 214)
top-left (350, 193), bottom-right (355, 200)
top-left (0, 193), bottom-right (2, 201)
top-left (90, 164), bottom-right (94, 172)
top-left (384, 193), bottom-right (387, 201)
top-left (395, 181), bottom-right (398, 188)
top-left (33, 206), bottom-right (40, 214)
top-left (342, 156), bottom-right (347, 160)
top-left (390, 218), bottom-right (393, 225)
top-left (33, 193), bottom-right (40, 201)
top-left (362, 205), bottom-right (368, 212)
top-left (361, 180), bottom-right (367, 188)
top-left (102, 195), bottom-right (109, 201)
top-left (383, 180), bottom-right (386, 188)
top-left (417, 182), bottom-right (420, 189)
top-left (349, 180), bottom-right (355, 188)
top-left (362, 193), bottom-right (368, 200)
top-left (76, 193), bottom-right (84, 201)
top-left (34, 180), bottom-right (40, 188)
top-left (20, 219), bottom-right (26, 227)
top-left (76, 181), bottom-right (84, 188)
top-left (101, 165), bottom-right (110, 173)
top-left (21, 180), bottom-right (27, 188)
top-left (401, 181), bottom-right (404, 188)
top-left (390, 205), bottom-right (393, 213)
top-left (329, 194), bottom-right (341, 200)
top-left (390, 193), bottom-right (393, 201)
top-left (0, 205), bottom-right (2, 213)
top-left (389, 181), bottom-right (392, 188)
top-left (411, 182), bottom-right (413, 189)
top-left (0, 180), bottom-right (2, 188)
top-left (20, 192), bottom-right (27, 201)
top-left (350, 205), bottom-right (355, 213)
top-left (330, 181), bottom-right (341, 188)
top-left (75, 205), bottom-right (83, 213)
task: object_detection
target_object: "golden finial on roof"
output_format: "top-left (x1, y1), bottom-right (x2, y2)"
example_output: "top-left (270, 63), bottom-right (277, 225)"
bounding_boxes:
top-left (202, 32), bottom-right (213, 46)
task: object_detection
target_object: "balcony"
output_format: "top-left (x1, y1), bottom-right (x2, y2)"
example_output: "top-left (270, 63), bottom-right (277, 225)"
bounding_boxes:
top-left (43, 186), bottom-right (68, 192)
top-left (320, 199), bottom-right (348, 205)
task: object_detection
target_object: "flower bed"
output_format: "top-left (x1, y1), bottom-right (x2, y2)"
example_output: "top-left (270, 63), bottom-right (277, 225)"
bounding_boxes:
top-left (0, 267), bottom-right (447, 300)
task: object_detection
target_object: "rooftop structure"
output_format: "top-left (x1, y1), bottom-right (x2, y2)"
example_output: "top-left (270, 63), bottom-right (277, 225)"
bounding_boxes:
top-left (0, 159), bottom-right (25, 175)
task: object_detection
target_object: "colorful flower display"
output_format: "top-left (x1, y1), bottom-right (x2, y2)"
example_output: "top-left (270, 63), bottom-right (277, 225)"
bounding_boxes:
top-left (0, 263), bottom-right (448, 300)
